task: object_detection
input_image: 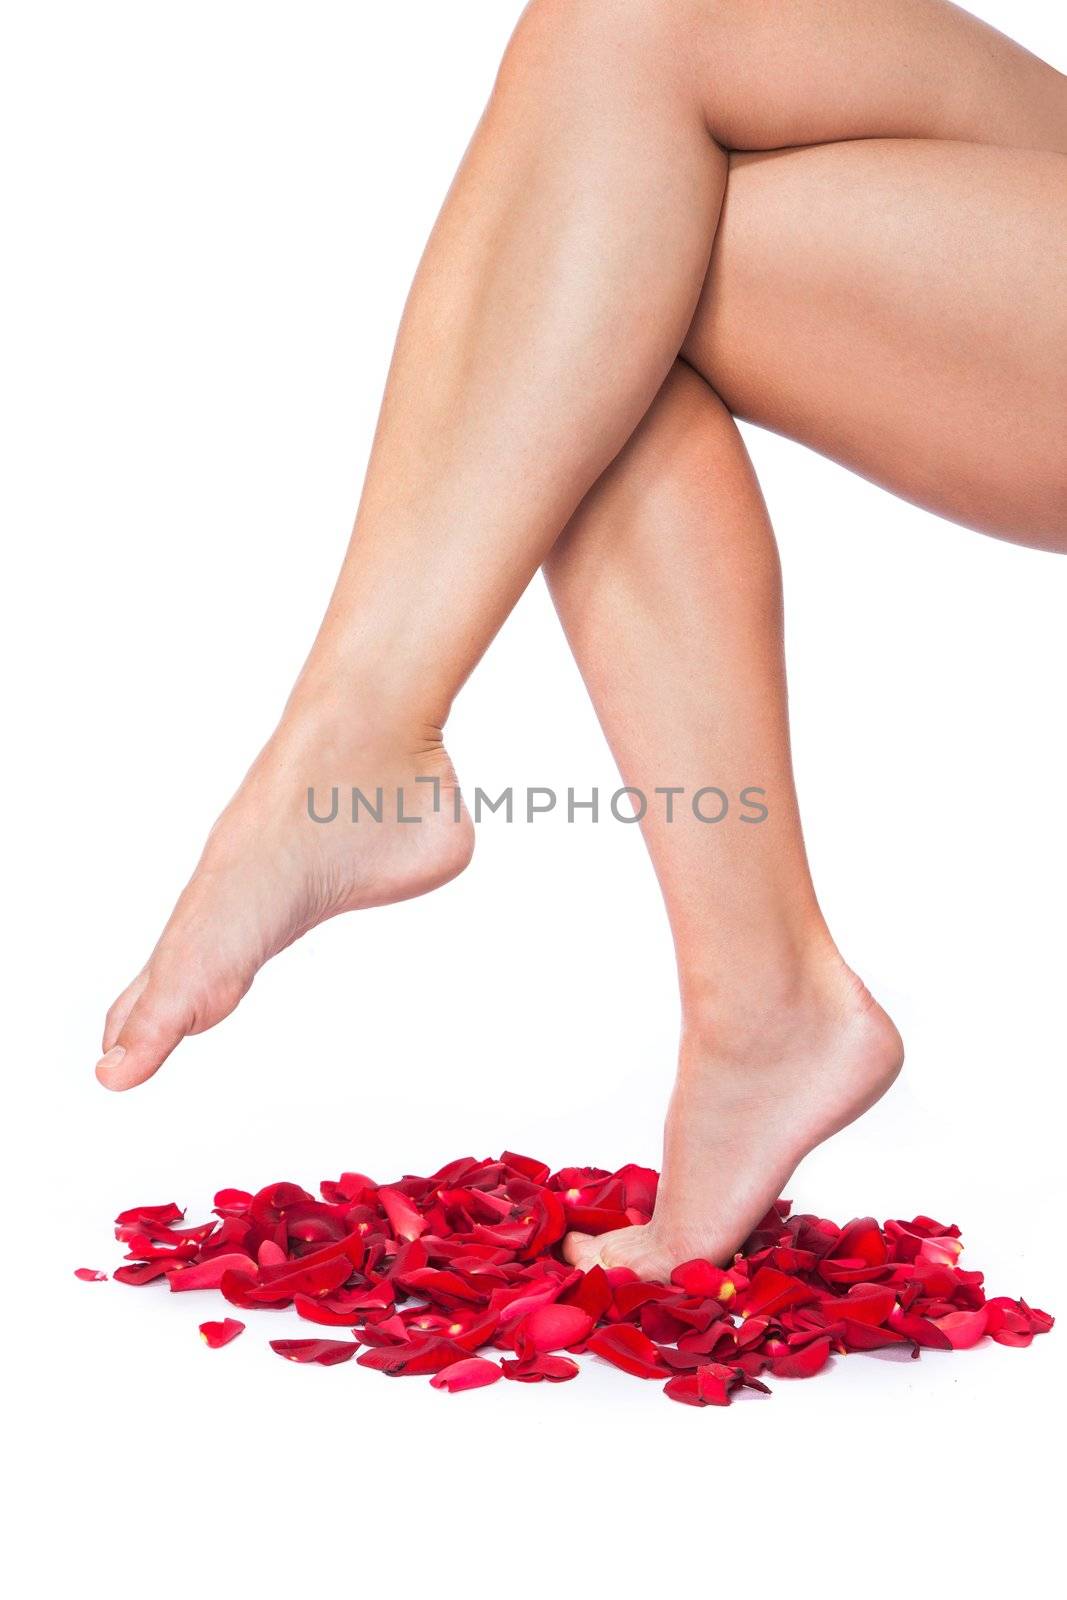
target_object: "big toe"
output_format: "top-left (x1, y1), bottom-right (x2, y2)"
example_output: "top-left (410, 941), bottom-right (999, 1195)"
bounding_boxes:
top-left (102, 970), bottom-right (149, 1053)
top-left (563, 1229), bottom-right (643, 1272)
top-left (564, 1225), bottom-right (669, 1280)
top-left (95, 981), bottom-right (191, 1091)
top-left (562, 1230), bottom-right (602, 1271)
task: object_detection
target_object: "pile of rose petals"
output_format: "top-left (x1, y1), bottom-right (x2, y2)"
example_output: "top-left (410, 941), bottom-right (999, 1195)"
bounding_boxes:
top-left (103, 1155), bottom-right (1052, 1407)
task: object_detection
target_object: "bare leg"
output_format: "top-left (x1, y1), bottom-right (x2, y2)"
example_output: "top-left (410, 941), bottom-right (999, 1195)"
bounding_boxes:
top-left (555, 143), bottom-right (1065, 1273)
top-left (98, 0), bottom-right (1066, 1089)
top-left (548, 364), bottom-right (905, 1276)
top-left (687, 140), bottom-right (1067, 548)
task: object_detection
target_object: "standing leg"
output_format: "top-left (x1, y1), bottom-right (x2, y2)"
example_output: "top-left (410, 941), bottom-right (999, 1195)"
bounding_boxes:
top-left (548, 365), bottom-right (903, 1276)
top-left (555, 132), bottom-right (1065, 1272)
top-left (98, 1), bottom-right (1065, 1089)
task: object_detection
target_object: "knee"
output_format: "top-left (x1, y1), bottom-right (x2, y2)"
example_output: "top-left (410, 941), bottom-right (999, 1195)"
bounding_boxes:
top-left (1039, 486), bottom-right (1067, 555)
top-left (512, 0), bottom-right (680, 37)
top-left (497, 0), bottom-right (687, 87)
top-left (1049, 440), bottom-right (1067, 552)
top-left (1020, 432), bottom-right (1067, 553)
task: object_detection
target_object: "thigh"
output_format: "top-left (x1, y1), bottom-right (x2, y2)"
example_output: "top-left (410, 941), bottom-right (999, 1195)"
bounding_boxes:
top-left (696, 0), bottom-right (1067, 154)
top-left (683, 139), bottom-right (1067, 549)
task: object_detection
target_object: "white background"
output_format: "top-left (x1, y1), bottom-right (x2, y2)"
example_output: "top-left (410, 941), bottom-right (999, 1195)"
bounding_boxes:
top-left (3, 2), bottom-right (1064, 1593)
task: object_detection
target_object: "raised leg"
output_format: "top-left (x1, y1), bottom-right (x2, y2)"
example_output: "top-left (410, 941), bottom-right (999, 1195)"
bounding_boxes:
top-left (686, 140), bottom-right (1067, 549)
top-left (97, 0), bottom-right (1065, 1088)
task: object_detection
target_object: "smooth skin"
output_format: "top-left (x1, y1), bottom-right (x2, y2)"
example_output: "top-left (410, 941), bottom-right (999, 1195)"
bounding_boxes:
top-left (97, 1), bottom-right (1066, 1277)
top-left (548, 362), bottom-right (906, 1277)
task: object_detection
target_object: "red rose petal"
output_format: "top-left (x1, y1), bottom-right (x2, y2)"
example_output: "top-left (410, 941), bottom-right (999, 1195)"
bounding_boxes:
top-left (105, 1163), bottom-right (1052, 1410)
top-left (933, 1308), bottom-right (988, 1349)
top-left (291, 1292), bottom-right (364, 1327)
top-left (837, 1319), bottom-right (909, 1352)
top-left (74, 1267), bottom-right (107, 1282)
top-left (395, 1266), bottom-right (484, 1306)
top-left (168, 1252), bottom-right (259, 1292)
top-left (429, 1357), bottom-right (503, 1392)
top-left (984, 1298), bottom-right (1038, 1347)
top-left (1020, 1301), bottom-right (1053, 1334)
top-left (670, 1260), bottom-right (735, 1301)
top-left (739, 1266), bottom-right (818, 1319)
top-left (199, 1318), bottom-right (245, 1349)
top-left (270, 1339), bottom-right (360, 1366)
top-left (519, 1302), bottom-right (595, 1353)
top-left (664, 1362), bottom-right (739, 1407)
top-left (918, 1236), bottom-right (964, 1269)
top-left (769, 1336), bottom-right (832, 1378)
top-left (501, 1353), bottom-right (581, 1383)
top-left (663, 1373), bottom-right (704, 1406)
top-left (832, 1217), bottom-right (888, 1267)
top-left (887, 1308), bottom-right (954, 1350)
top-left (614, 1164), bottom-right (659, 1214)
top-left (113, 1259), bottom-right (174, 1286)
top-left (562, 1265), bottom-right (613, 1322)
top-left (357, 1337), bottom-right (471, 1376)
top-left (500, 1151), bottom-right (552, 1184)
top-left (832, 1283), bottom-right (896, 1326)
top-left (242, 1253), bottom-right (354, 1305)
top-left (611, 1281), bottom-right (676, 1319)
top-left (249, 1182), bottom-right (315, 1231)
top-left (357, 1314), bottom-right (408, 1348)
top-left (521, 1188), bottom-right (568, 1258)
top-left (562, 1204), bottom-right (633, 1235)
top-left (379, 1186), bottom-right (427, 1242)
top-left (114, 1202), bottom-right (184, 1228)
top-left (586, 1323), bottom-right (666, 1378)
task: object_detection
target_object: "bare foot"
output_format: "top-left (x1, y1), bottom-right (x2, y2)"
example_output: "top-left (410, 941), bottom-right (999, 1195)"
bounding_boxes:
top-left (96, 710), bottom-right (473, 1090)
top-left (564, 962), bottom-right (903, 1280)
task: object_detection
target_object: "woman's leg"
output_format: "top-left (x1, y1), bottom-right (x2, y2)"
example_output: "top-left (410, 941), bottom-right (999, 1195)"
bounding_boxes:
top-left (98, 0), bottom-right (1066, 1089)
top-left (554, 136), bottom-right (1064, 1272)
top-left (547, 363), bottom-right (904, 1277)
top-left (686, 140), bottom-right (1067, 549)
top-left (555, 137), bottom-right (1064, 1274)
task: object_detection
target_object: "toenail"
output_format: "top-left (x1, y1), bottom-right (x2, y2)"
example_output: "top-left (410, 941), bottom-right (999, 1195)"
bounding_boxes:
top-left (98, 1046), bottom-right (126, 1067)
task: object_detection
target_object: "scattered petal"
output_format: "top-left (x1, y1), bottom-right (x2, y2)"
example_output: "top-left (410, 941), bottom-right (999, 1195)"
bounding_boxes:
top-left (270, 1339), bottom-right (360, 1366)
top-left (199, 1318), bottom-right (245, 1349)
top-left (519, 1302), bottom-right (594, 1353)
top-left (501, 1353), bottom-right (580, 1383)
top-left (933, 1308), bottom-right (988, 1349)
top-left (357, 1338), bottom-right (471, 1376)
top-left (102, 1160), bottom-right (1051, 1410)
top-left (664, 1363), bottom-right (736, 1407)
top-left (379, 1186), bottom-right (428, 1242)
top-left (586, 1323), bottom-right (666, 1378)
top-left (168, 1252), bottom-right (259, 1292)
top-left (770, 1336), bottom-right (832, 1379)
top-left (429, 1357), bottom-right (503, 1392)
top-left (114, 1202), bottom-right (184, 1229)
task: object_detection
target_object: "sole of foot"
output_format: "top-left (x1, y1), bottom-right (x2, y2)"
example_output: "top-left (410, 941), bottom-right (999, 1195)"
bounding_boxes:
top-left (96, 727), bottom-right (473, 1091)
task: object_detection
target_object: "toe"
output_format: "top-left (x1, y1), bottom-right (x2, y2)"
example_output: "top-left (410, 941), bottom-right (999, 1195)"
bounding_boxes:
top-left (562, 1231), bottom-right (602, 1271)
top-left (102, 970), bottom-right (149, 1053)
top-left (95, 982), bottom-right (192, 1091)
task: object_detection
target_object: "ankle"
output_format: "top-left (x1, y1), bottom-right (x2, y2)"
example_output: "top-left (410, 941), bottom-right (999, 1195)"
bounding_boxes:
top-left (678, 943), bottom-right (867, 1065)
top-left (278, 625), bottom-right (455, 752)
top-left (274, 670), bottom-right (451, 768)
